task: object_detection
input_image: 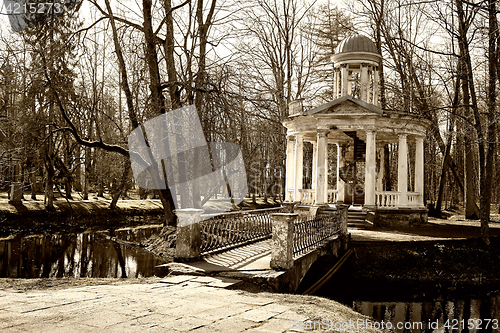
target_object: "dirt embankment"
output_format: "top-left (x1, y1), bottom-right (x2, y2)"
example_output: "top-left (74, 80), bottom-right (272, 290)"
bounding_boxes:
top-left (0, 200), bottom-right (165, 239)
top-left (0, 197), bottom-right (282, 239)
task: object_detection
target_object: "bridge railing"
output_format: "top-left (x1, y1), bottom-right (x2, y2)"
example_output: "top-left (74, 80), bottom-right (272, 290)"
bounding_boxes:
top-left (199, 207), bottom-right (284, 256)
top-left (270, 205), bottom-right (348, 270)
top-left (293, 214), bottom-right (341, 258)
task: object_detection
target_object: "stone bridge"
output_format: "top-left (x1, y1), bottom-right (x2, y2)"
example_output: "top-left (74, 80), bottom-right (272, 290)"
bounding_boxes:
top-left (168, 205), bottom-right (349, 293)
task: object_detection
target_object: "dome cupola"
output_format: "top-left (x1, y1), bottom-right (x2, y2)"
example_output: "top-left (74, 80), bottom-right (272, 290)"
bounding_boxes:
top-left (331, 34), bottom-right (382, 106)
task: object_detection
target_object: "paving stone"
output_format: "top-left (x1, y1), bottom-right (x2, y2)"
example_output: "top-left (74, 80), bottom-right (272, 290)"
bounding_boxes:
top-left (203, 287), bottom-right (242, 297)
top-left (274, 311), bottom-right (309, 322)
top-left (5, 301), bottom-right (62, 313)
top-left (260, 303), bottom-right (289, 314)
top-left (238, 297), bottom-right (275, 306)
top-left (181, 296), bottom-right (229, 309)
top-left (16, 303), bottom-right (93, 318)
top-left (160, 301), bottom-right (216, 317)
top-left (0, 315), bottom-right (30, 330)
top-left (1, 322), bottom-right (63, 332)
top-left (162, 315), bottom-right (214, 331)
top-left (236, 308), bottom-right (281, 322)
top-left (132, 313), bottom-right (179, 327)
top-left (255, 318), bottom-right (293, 332)
top-left (192, 303), bottom-right (253, 321)
top-left (207, 277), bottom-right (241, 288)
top-left (159, 275), bottom-right (197, 284)
top-left (79, 311), bottom-right (135, 328)
top-left (111, 305), bottom-right (157, 318)
top-left (54, 323), bottom-right (98, 333)
top-left (189, 276), bottom-right (218, 284)
top-left (96, 320), bottom-right (150, 333)
top-left (191, 316), bottom-right (257, 333)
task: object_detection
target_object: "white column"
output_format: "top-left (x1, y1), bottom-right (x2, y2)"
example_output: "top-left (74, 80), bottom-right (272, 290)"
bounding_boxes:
top-left (373, 68), bottom-right (379, 107)
top-left (347, 70), bottom-right (353, 96)
top-left (364, 130), bottom-right (376, 206)
top-left (341, 65), bottom-right (349, 96)
top-left (333, 69), bottom-right (339, 99)
top-left (315, 131), bottom-right (328, 205)
top-left (398, 134), bottom-right (408, 207)
top-left (337, 144), bottom-right (345, 203)
top-left (324, 142), bottom-right (329, 202)
top-left (360, 64), bottom-right (369, 102)
top-left (311, 141), bottom-right (317, 190)
top-left (294, 134), bottom-right (304, 202)
top-left (415, 136), bottom-right (425, 207)
top-left (285, 136), bottom-right (296, 202)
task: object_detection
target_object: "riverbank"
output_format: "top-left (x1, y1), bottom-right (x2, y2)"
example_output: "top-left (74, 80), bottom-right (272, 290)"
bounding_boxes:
top-left (348, 215), bottom-right (500, 292)
top-left (347, 236), bottom-right (500, 297)
top-left (0, 195), bottom-right (281, 239)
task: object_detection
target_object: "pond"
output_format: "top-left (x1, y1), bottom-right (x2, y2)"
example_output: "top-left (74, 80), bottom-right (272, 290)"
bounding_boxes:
top-left (316, 260), bottom-right (500, 333)
top-left (352, 297), bottom-right (500, 332)
top-left (0, 226), bottom-right (165, 278)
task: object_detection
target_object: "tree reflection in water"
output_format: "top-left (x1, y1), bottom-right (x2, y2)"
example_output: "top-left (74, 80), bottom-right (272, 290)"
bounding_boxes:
top-left (354, 297), bottom-right (500, 333)
top-left (0, 226), bottom-right (164, 278)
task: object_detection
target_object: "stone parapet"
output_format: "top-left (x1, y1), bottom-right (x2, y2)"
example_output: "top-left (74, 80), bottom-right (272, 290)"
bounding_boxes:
top-left (174, 209), bottom-right (203, 262)
top-left (270, 213), bottom-right (297, 270)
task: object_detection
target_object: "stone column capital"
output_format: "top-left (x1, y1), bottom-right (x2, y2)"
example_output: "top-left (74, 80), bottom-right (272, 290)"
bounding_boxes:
top-left (415, 135), bottom-right (425, 142)
top-left (365, 129), bottom-right (376, 135)
top-left (316, 129), bottom-right (329, 137)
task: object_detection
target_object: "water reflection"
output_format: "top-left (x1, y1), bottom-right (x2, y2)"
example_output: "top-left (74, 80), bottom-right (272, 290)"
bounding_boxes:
top-left (354, 296), bottom-right (500, 332)
top-left (0, 226), bottom-right (164, 278)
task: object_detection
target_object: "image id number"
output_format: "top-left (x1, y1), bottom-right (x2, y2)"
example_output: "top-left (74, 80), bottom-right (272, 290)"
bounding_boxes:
top-left (444, 318), bottom-right (499, 330)
top-left (5, 1), bottom-right (63, 15)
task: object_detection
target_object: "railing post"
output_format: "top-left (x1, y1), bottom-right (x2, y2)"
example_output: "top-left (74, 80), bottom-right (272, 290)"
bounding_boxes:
top-left (270, 213), bottom-right (297, 270)
top-left (282, 202), bottom-right (296, 213)
top-left (338, 204), bottom-right (348, 236)
top-left (174, 209), bottom-right (204, 262)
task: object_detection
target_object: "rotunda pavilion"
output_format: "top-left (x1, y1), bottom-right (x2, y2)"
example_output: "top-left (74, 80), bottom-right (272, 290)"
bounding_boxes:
top-left (283, 34), bottom-right (431, 226)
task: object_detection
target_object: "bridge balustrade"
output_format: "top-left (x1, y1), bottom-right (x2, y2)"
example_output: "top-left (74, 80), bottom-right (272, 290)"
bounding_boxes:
top-left (270, 205), bottom-right (348, 270)
top-left (174, 205), bottom-right (347, 267)
top-left (293, 214), bottom-right (341, 257)
top-left (199, 207), bottom-right (284, 256)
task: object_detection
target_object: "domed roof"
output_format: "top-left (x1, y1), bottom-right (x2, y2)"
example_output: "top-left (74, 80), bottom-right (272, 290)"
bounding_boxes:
top-left (336, 34), bottom-right (378, 54)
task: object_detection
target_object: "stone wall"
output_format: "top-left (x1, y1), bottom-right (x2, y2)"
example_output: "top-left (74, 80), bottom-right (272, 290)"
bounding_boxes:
top-left (371, 208), bottom-right (428, 228)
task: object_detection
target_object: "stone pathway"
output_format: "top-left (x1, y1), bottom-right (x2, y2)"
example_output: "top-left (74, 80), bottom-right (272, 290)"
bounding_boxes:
top-left (0, 275), bottom-right (385, 332)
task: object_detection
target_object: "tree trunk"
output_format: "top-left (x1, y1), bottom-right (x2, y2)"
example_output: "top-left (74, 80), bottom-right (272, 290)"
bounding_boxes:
top-left (83, 146), bottom-right (90, 200)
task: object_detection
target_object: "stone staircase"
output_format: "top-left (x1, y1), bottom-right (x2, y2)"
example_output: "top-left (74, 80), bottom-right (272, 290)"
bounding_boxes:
top-left (347, 208), bottom-right (370, 229)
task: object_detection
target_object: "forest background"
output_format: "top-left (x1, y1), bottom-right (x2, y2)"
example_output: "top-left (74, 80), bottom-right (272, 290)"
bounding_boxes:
top-left (0, 0), bottom-right (499, 242)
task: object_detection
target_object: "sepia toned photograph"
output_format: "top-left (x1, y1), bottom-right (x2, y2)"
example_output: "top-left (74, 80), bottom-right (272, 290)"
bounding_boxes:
top-left (0, 0), bottom-right (499, 331)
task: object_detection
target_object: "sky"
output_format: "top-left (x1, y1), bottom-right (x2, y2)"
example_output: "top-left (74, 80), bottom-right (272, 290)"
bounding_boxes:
top-left (0, 0), bottom-right (344, 36)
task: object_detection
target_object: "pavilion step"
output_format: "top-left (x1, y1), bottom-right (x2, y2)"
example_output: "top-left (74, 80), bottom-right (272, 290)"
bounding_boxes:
top-left (347, 211), bottom-right (370, 229)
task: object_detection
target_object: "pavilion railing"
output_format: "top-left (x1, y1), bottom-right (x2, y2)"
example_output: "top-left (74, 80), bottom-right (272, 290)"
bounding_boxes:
top-left (287, 189), bottom-right (295, 202)
top-left (327, 190), bottom-right (338, 203)
top-left (200, 207), bottom-right (284, 255)
top-left (293, 212), bottom-right (341, 258)
top-left (375, 191), bottom-right (399, 208)
top-left (299, 189), bottom-right (315, 205)
top-left (407, 192), bottom-right (420, 206)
